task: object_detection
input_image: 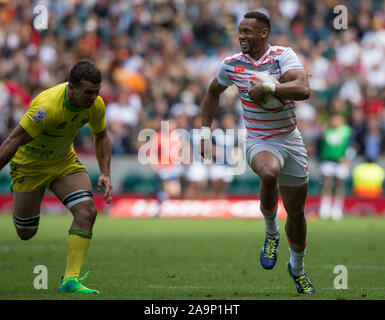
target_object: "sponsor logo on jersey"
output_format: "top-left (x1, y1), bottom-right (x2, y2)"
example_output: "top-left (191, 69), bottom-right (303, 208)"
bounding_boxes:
top-left (234, 66), bottom-right (246, 73)
top-left (32, 109), bottom-right (47, 124)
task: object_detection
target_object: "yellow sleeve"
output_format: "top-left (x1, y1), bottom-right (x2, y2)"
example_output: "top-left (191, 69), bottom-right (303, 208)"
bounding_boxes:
top-left (88, 96), bottom-right (107, 134)
top-left (19, 97), bottom-right (48, 138)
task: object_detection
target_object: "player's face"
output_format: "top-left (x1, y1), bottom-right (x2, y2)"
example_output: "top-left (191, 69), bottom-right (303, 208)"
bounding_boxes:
top-left (238, 18), bottom-right (269, 54)
top-left (68, 80), bottom-right (101, 108)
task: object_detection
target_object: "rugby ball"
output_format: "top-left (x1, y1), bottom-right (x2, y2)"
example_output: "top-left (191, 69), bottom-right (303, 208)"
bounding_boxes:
top-left (248, 72), bottom-right (284, 111)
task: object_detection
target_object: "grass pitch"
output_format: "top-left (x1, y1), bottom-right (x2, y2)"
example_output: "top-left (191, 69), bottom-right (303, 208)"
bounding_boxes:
top-left (0, 214), bottom-right (384, 300)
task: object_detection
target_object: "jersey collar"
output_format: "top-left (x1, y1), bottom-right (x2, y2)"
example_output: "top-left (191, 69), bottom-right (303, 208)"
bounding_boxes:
top-left (245, 44), bottom-right (271, 64)
top-left (63, 84), bottom-right (85, 112)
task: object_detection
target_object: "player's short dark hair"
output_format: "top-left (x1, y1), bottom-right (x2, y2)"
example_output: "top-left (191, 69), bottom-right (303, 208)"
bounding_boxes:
top-left (244, 11), bottom-right (271, 32)
top-left (69, 59), bottom-right (102, 87)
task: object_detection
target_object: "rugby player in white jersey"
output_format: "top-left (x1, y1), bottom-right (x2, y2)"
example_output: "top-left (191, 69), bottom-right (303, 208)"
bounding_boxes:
top-left (199, 11), bottom-right (314, 294)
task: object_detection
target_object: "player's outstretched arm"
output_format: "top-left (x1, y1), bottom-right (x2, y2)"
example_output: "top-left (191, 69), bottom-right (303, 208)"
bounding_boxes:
top-left (199, 78), bottom-right (227, 160)
top-left (274, 69), bottom-right (310, 101)
top-left (0, 125), bottom-right (33, 171)
top-left (93, 128), bottom-right (112, 204)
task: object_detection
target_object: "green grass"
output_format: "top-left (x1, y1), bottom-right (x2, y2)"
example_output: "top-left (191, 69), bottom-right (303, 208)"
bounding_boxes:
top-left (0, 214), bottom-right (384, 300)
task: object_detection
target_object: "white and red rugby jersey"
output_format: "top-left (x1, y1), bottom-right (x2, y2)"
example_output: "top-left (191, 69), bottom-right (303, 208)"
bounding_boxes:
top-left (216, 45), bottom-right (304, 140)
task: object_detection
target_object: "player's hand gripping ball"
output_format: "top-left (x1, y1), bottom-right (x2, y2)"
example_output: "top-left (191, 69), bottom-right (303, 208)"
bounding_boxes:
top-left (248, 72), bottom-right (285, 112)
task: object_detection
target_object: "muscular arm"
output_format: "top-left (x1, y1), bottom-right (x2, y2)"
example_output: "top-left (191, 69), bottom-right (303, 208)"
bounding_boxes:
top-left (200, 78), bottom-right (228, 160)
top-left (201, 77), bottom-right (228, 127)
top-left (93, 128), bottom-right (112, 203)
top-left (0, 125), bottom-right (33, 171)
top-left (274, 69), bottom-right (310, 101)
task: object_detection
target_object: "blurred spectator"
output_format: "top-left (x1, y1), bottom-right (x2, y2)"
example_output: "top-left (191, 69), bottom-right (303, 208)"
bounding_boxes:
top-left (334, 29), bottom-right (361, 69)
top-left (318, 113), bottom-right (352, 220)
top-left (149, 118), bottom-right (184, 201)
top-left (361, 86), bottom-right (384, 116)
top-left (361, 28), bottom-right (385, 88)
top-left (363, 116), bottom-right (385, 161)
top-left (306, 13), bottom-right (330, 44)
top-left (349, 106), bottom-right (366, 156)
top-left (296, 101), bottom-right (320, 158)
top-left (170, 90), bottom-right (199, 119)
top-left (105, 87), bottom-right (142, 154)
top-left (352, 158), bottom-right (385, 198)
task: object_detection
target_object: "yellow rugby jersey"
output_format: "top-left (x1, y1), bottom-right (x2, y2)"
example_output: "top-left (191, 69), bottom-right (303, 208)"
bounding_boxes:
top-left (17, 82), bottom-right (106, 159)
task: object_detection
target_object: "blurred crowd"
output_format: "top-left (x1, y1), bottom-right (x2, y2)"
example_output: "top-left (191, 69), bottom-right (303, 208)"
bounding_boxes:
top-left (1, 0), bottom-right (385, 165)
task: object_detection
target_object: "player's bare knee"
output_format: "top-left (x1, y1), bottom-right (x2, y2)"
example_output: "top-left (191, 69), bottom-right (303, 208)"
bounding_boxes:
top-left (73, 202), bottom-right (98, 229)
top-left (259, 170), bottom-right (279, 189)
top-left (87, 204), bottom-right (98, 224)
top-left (13, 214), bottom-right (40, 240)
top-left (63, 189), bottom-right (96, 229)
top-left (16, 228), bottom-right (38, 241)
top-left (287, 208), bottom-right (305, 221)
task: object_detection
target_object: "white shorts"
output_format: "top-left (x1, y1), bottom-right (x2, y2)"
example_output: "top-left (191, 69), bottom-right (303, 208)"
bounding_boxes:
top-left (320, 161), bottom-right (349, 180)
top-left (246, 128), bottom-right (309, 187)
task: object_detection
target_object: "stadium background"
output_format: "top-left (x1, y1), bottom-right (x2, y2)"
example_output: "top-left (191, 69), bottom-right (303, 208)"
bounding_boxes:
top-left (1, 0), bottom-right (385, 218)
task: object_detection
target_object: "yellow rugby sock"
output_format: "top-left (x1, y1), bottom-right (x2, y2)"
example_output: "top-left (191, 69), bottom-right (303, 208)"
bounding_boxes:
top-left (64, 229), bottom-right (92, 279)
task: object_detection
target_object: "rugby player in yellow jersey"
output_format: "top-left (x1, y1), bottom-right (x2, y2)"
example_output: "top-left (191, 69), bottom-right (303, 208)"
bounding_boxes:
top-left (0, 60), bottom-right (112, 294)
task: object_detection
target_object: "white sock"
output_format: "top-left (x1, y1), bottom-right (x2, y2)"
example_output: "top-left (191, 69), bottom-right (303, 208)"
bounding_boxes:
top-left (260, 204), bottom-right (279, 238)
top-left (289, 247), bottom-right (305, 276)
top-left (319, 196), bottom-right (332, 219)
top-left (331, 196), bottom-right (344, 220)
